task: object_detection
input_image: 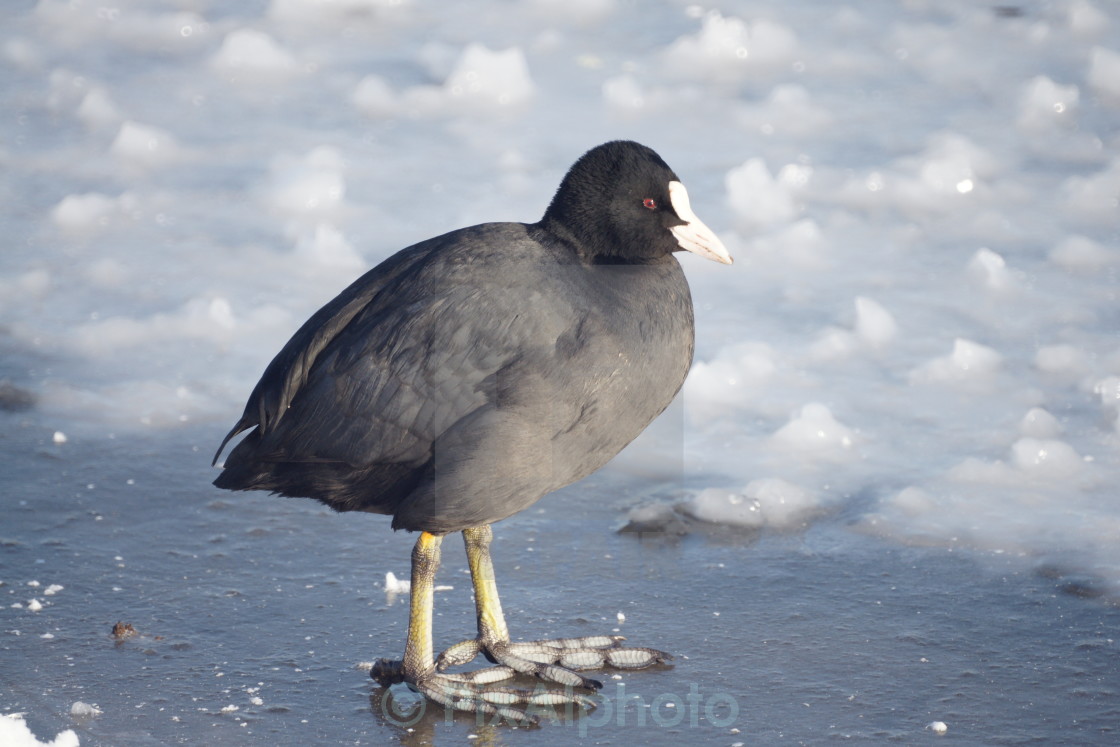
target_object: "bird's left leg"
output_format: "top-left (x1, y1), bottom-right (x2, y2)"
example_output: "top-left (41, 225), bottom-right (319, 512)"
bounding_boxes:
top-left (435, 525), bottom-right (670, 688)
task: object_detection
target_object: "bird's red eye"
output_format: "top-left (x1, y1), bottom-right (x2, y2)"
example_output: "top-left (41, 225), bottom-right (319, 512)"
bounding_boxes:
top-left (643, 198), bottom-right (657, 210)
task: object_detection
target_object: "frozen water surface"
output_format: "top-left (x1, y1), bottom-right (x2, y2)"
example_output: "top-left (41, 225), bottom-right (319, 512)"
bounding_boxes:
top-left (3, 0), bottom-right (1120, 743)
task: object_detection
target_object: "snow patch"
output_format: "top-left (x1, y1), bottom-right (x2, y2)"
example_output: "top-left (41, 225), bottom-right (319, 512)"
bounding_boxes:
top-left (1087, 47), bottom-right (1120, 102)
top-left (267, 146), bottom-right (347, 214)
top-left (770, 403), bottom-right (857, 460)
top-left (0, 714), bottom-right (78, 747)
top-left (664, 11), bottom-right (798, 82)
top-left (210, 29), bottom-right (301, 78)
top-left (681, 479), bottom-right (818, 529)
top-left (910, 339), bottom-right (1002, 385)
top-left (110, 121), bottom-right (185, 169)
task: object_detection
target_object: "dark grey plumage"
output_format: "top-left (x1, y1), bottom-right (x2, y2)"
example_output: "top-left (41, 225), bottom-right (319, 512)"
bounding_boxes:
top-left (214, 141), bottom-right (722, 533)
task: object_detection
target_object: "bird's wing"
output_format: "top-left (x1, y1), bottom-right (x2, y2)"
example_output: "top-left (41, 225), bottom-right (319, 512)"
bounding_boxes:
top-left (216, 224), bottom-right (571, 470)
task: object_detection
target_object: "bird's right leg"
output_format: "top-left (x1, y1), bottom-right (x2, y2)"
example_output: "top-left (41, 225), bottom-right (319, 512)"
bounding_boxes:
top-left (370, 531), bottom-right (592, 725)
top-left (435, 525), bottom-right (669, 687)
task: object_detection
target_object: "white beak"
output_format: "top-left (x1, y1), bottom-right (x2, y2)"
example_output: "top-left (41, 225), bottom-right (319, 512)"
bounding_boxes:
top-left (668, 181), bottom-right (733, 265)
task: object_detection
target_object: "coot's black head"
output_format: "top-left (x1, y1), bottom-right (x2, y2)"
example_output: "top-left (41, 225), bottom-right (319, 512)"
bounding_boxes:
top-left (541, 140), bottom-right (731, 265)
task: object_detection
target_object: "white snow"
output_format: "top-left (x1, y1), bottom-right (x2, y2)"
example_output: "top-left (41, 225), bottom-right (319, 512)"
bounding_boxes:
top-left (664, 11), bottom-right (798, 81)
top-left (1087, 46), bottom-right (1120, 101)
top-left (725, 158), bottom-right (805, 231)
top-left (109, 121), bottom-right (186, 169)
top-left (443, 45), bottom-right (534, 108)
top-left (210, 29), bottom-right (300, 78)
top-left (383, 571), bottom-right (409, 595)
top-left (771, 403), bottom-right (857, 460)
top-left (909, 339), bottom-right (1003, 385)
top-left (1017, 76), bottom-right (1079, 133)
top-left (68, 702), bottom-right (100, 718)
top-left (0, 714), bottom-right (78, 747)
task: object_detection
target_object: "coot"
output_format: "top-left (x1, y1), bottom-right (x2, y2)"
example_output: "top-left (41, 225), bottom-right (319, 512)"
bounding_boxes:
top-left (213, 140), bottom-right (731, 722)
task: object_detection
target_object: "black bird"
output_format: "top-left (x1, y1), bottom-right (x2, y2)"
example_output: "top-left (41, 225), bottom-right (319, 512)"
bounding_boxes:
top-left (212, 140), bottom-right (732, 722)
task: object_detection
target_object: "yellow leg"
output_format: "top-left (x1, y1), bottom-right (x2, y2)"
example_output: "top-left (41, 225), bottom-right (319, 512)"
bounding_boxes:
top-left (402, 530), bottom-right (442, 678)
top-left (463, 525), bottom-right (510, 644)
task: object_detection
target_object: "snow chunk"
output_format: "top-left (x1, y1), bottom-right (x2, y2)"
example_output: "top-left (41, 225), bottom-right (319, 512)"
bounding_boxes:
top-left (681, 479), bottom-right (818, 529)
top-left (910, 339), bottom-right (1002, 384)
top-left (1049, 235), bottom-right (1118, 270)
top-left (843, 134), bottom-right (999, 215)
top-left (1069, 1), bottom-right (1110, 36)
top-left (684, 342), bottom-right (778, 422)
top-left (751, 218), bottom-right (828, 269)
top-left (67, 296), bottom-right (237, 357)
top-left (267, 147), bottom-right (346, 214)
top-left (967, 248), bottom-right (1015, 292)
top-left (52, 193), bottom-right (117, 232)
top-left (665, 11), bottom-right (797, 81)
top-left (810, 297), bottom-right (897, 361)
top-left (293, 224), bottom-right (364, 271)
top-left (1010, 438), bottom-right (1082, 478)
top-left (355, 44), bottom-right (533, 118)
top-left (1017, 76), bottom-right (1079, 132)
top-left (737, 84), bottom-right (833, 137)
top-left (602, 74), bottom-right (648, 112)
top-left (725, 158), bottom-right (807, 231)
top-left (1093, 377), bottom-right (1120, 410)
top-left (51, 192), bottom-right (138, 234)
top-left (1020, 408), bottom-right (1062, 439)
top-left (351, 74), bottom-right (399, 118)
top-left (211, 29), bottom-right (299, 78)
top-left (916, 134), bottom-right (994, 197)
top-left (1034, 344), bottom-right (1089, 378)
top-left (70, 701), bottom-right (101, 717)
top-left (1087, 46), bottom-right (1120, 102)
top-left (1062, 159), bottom-right (1120, 223)
top-left (855, 296), bottom-right (898, 347)
top-left (885, 486), bottom-right (937, 517)
top-left (0, 713), bottom-right (78, 747)
top-left (771, 403), bottom-right (857, 459)
top-left (110, 121), bottom-right (185, 168)
top-left (743, 478), bottom-right (819, 528)
top-left (76, 86), bottom-right (121, 129)
top-left (444, 45), bottom-right (534, 107)
top-left (384, 571), bottom-right (452, 596)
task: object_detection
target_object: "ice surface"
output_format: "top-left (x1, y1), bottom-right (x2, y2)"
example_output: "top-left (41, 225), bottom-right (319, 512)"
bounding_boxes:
top-left (4, 0), bottom-right (1120, 743)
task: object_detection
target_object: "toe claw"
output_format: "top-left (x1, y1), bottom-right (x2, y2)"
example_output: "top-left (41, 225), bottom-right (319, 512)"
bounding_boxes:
top-left (370, 658), bottom-right (405, 687)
